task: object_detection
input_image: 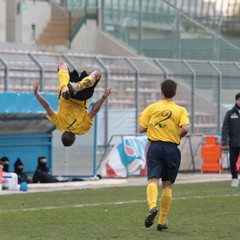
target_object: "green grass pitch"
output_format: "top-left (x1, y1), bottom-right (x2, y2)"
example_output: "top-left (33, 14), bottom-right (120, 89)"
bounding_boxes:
top-left (0, 181), bottom-right (239, 240)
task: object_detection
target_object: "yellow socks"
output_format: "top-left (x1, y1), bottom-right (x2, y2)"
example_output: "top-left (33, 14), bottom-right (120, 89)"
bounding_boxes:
top-left (158, 188), bottom-right (172, 225)
top-left (146, 183), bottom-right (172, 225)
top-left (77, 76), bottom-right (94, 91)
top-left (146, 183), bottom-right (158, 210)
top-left (58, 69), bottom-right (70, 96)
top-left (58, 70), bottom-right (69, 90)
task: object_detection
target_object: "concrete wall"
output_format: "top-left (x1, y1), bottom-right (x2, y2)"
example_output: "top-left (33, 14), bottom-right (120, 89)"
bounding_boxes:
top-left (1, 1), bottom-right (138, 55)
top-left (71, 20), bottom-right (98, 53)
top-left (0, 0), bottom-right (6, 42)
top-left (21, 0), bottom-right (51, 43)
top-left (71, 19), bottom-right (138, 56)
top-left (5, 0), bottom-right (51, 44)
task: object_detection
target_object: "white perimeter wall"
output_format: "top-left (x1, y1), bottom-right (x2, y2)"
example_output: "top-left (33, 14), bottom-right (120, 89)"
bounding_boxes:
top-left (4, 0), bottom-right (51, 44)
top-left (71, 19), bottom-right (138, 56)
top-left (0, 0), bottom-right (6, 41)
top-left (21, 0), bottom-right (51, 43)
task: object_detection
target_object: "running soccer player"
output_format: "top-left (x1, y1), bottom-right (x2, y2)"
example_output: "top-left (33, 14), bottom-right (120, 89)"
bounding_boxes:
top-left (138, 79), bottom-right (190, 231)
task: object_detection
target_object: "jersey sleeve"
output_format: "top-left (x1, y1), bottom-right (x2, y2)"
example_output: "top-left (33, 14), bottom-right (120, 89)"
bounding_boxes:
top-left (47, 112), bottom-right (58, 124)
top-left (138, 106), bottom-right (151, 128)
top-left (179, 107), bottom-right (190, 126)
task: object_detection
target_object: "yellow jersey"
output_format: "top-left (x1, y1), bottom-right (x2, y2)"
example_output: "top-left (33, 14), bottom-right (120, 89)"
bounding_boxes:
top-left (47, 69), bottom-right (94, 135)
top-left (138, 100), bottom-right (189, 144)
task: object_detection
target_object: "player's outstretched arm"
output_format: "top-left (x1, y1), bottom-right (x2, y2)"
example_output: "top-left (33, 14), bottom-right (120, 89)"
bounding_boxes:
top-left (101, 88), bottom-right (111, 99)
top-left (88, 88), bottom-right (111, 119)
top-left (33, 80), bottom-right (55, 116)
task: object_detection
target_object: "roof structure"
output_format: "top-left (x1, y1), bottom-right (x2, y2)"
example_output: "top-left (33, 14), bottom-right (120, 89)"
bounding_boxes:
top-left (0, 92), bottom-right (58, 134)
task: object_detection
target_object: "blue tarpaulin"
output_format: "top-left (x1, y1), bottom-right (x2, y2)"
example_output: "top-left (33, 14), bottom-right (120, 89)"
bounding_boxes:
top-left (0, 92), bottom-right (58, 113)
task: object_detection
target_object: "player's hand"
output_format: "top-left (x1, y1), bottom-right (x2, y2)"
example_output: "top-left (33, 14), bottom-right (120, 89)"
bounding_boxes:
top-left (102, 88), bottom-right (111, 99)
top-left (33, 80), bottom-right (39, 94)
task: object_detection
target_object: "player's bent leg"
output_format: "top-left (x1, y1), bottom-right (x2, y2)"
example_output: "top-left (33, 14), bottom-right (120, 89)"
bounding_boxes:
top-left (61, 87), bottom-right (71, 100)
top-left (71, 78), bottom-right (100, 101)
top-left (58, 63), bottom-right (71, 100)
top-left (68, 70), bottom-right (101, 95)
top-left (68, 82), bottom-right (79, 96)
top-left (89, 70), bottom-right (101, 83)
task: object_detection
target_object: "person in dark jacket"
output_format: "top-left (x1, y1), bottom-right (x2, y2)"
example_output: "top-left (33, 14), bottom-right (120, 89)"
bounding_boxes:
top-left (32, 156), bottom-right (84, 183)
top-left (32, 156), bottom-right (60, 183)
top-left (14, 158), bottom-right (30, 184)
top-left (221, 93), bottom-right (240, 187)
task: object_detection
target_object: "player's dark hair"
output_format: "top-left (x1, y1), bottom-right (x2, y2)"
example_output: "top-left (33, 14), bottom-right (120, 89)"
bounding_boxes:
top-left (161, 79), bottom-right (177, 98)
top-left (61, 131), bottom-right (76, 147)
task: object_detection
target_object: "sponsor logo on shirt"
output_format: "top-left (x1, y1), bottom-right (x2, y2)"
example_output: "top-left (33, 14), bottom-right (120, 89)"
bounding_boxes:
top-left (231, 113), bottom-right (239, 119)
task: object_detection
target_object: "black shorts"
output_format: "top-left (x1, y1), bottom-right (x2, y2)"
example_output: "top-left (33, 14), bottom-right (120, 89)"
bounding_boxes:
top-left (146, 141), bottom-right (181, 183)
top-left (69, 70), bottom-right (100, 101)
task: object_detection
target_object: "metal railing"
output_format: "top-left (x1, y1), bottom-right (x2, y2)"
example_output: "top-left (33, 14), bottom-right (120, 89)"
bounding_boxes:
top-left (163, 0), bottom-right (240, 30)
top-left (101, 0), bottom-right (240, 61)
top-left (0, 50), bottom-right (239, 146)
top-left (52, 0), bottom-right (98, 47)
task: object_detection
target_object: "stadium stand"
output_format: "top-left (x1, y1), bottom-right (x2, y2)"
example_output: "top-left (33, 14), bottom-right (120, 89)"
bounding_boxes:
top-left (102, 0), bottom-right (240, 61)
top-left (163, 0), bottom-right (240, 47)
top-left (0, 0), bottom-right (239, 174)
top-left (0, 49), bottom-right (231, 135)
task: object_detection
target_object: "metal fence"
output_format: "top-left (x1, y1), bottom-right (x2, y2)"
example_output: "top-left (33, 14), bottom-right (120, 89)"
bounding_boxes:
top-left (101, 0), bottom-right (240, 61)
top-left (163, 0), bottom-right (240, 31)
top-left (0, 50), bottom-right (239, 146)
top-left (53, 0), bottom-right (98, 9)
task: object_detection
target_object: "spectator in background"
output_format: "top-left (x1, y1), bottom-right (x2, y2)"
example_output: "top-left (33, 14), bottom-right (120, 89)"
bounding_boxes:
top-left (1, 156), bottom-right (19, 191)
top-left (221, 92), bottom-right (240, 188)
top-left (32, 156), bottom-right (60, 183)
top-left (1, 156), bottom-right (10, 172)
top-left (14, 158), bottom-right (30, 184)
top-left (32, 156), bottom-right (84, 183)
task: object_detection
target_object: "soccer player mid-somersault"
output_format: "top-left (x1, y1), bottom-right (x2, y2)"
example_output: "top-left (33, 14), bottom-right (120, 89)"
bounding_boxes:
top-left (33, 62), bottom-right (111, 147)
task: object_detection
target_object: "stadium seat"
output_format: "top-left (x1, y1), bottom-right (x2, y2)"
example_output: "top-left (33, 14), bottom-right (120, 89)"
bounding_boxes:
top-left (108, 99), bottom-right (134, 108)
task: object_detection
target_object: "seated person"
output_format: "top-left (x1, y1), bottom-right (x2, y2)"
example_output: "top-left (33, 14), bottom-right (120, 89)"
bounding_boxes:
top-left (1, 156), bottom-right (18, 190)
top-left (32, 156), bottom-right (60, 183)
top-left (14, 158), bottom-right (30, 184)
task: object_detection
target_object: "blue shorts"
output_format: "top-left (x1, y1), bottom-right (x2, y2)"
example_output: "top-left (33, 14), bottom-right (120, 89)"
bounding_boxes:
top-left (147, 141), bottom-right (181, 183)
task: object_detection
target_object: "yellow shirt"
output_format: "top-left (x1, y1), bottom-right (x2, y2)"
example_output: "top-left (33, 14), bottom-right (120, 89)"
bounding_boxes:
top-left (47, 69), bottom-right (94, 135)
top-left (47, 98), bottom-right (94, 135)
top-left (138, 100), bottom-right (189, 144)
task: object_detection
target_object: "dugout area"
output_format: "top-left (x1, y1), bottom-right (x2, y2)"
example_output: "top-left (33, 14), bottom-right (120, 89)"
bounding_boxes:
top-left (0, 92), bottom-right (97, 178)
top-left (0, 92), bottom-right (56, 176)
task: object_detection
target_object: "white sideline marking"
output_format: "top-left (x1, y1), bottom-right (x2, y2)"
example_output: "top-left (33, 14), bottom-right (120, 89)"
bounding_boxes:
top-left (1, 193), bottom-right (240, 213)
